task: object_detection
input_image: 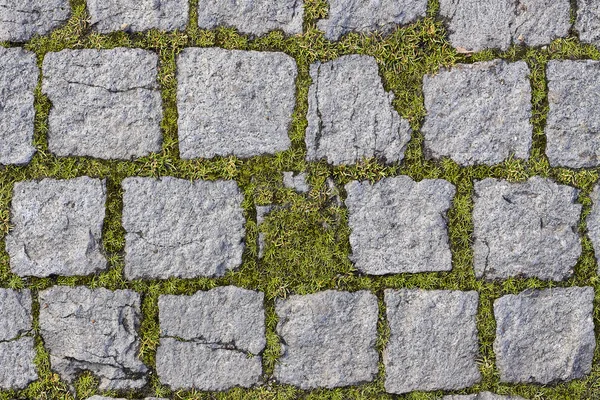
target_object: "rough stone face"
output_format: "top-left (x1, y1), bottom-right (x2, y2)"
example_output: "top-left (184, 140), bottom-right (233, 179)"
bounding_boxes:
top-left (88, 0), bottom-right (188, 33)
top-left (256, 205), bottom-right (273, 258)
top-left (545, 60), bottom-right (600, 167)
top-left (439, 0), bottom-right (570, 52)
top-left (156, 286), bottom-right (265, 390)
top-left (122, 177), bottom-right (245, 279)
top-left (274, 290), bottom-right (379, 389)
top-left (39, 286), bottom-right (147, 390)
top-left (0, 0), bottom-right (71, 42)
top-left (6, 177), bottom-right (107, 277)
top-left (0, 48), bottom-right (37, 165)
top-left (317, 0), bottom-right (427, 41)
top-left (306, 55), bottom-right (411, 165)
top-left (422, 60), bottom-right (532, 166)
top-left (283, 172), bottom-right (309, 193)
top-left (197, 0), bottom-right (303, 36)
top-left (494, 287), bottom-right (596, 384)
top-left (587, 184), bottom-right (600, 271)
top-left (473, 177), bottom-right (581, 281)
top-left (577, 0), bottom-right (600, 46)
top-left (384, 289), bottom-right (481, 394)
top-left (345, 177), bottom-right (455, 275)
top-left (42, 48), bottom-right (162, 159)
top-left (177, 48), bottom-right (296, 159)
top-left (443, 394), bottom-right (526, 400)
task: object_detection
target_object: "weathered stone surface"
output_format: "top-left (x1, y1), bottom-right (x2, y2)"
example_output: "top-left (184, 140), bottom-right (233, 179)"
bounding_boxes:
top-left (473, 177), bottom-right (581, 281)
top-left (274, 290), bottom-right (378, 389)
top-left (39, 286), bottom-right (147, 390)
top-left (317, 0), bottom-right (427, 41)
top-left (0, 0), bottom-right (70, 42)
top-left (306, 55), bottom-right (411, 165)
top-left (0, 289), bottom-right (32, 340)
top-left (545, 60), bottom-right (600, 167)
top-left (256, 205), bottom-right (273, 258)
top-left (122, 177), bottom-right (245, 279)
top-left (157, 286), bottom-right (265, 390)
top-left (587, 184), bottom-right (600, 270)
top-left (494, 287), bottom-right (595, 384)
top-left (6, 177), bottom-right (107, 277)
top-left (439, 0), bottom-right (570, 52)
top-left (422, 60), bottom-right (532, 166)
top-left (88, 0), bottom-right (188, 33)
top-left (384, 289), bottom-right (481, 394)
top-left (0, 48), bottom-right (37, 165)
top-left (443, 393), bottom-right (526, 400)
top-left (197, 0), bottom-right (303, 36)
top-left (86, 397), bottom-right (167, 400)
top-left (42, 48), bottom-right (162, 159)
top-left (283, 172), bottom-right (309, 193)
top-left (345, 177), bottom-right (455, 275)
top-left (577, 0), bottom-right (600, 46)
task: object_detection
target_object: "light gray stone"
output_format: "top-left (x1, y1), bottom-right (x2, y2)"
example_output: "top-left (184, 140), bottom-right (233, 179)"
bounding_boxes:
top-left (122, 177), bottom-right (245, 279)
top-left (443, 393), bottom-right (526, 400)
top-left (274, 290), bottom-right (378, 389)
top-left (422, 60), bottom-right (532, 166)
top-left (473, 177), bottom-right (581, 281)
top-left (317, 0), bottom-right (427, 41)
top-left (577, 0), bottom-right (600, 46)
top-left (197, 0), bottom-right (303, 36)
top-left (42, 48), bottom-right (162, 159)
top-left (283, 172), bottom-right (309, 193)
top-left (177, 48), bottom-right (296, 159)
top-left (546, 60), bottom-right (600, 167)
top-left (439, 0), bottom-right (570, 52)
top-left (88, 0), bottom-right (188, 33)
top-left (157, 286), bottom-right (265, 390)
top-left (587, 184), bottom-right (600, 270)
top-left (384, 289), bottom-right (481, 394)
top-left (6, 177), bottom-right (107, 277)
top-left (494, 287), bottom-right (595, 384)
top-left (0, 0), bottom-right (71, 42)
top-left (0, 48), bottom-right (37, 165)
top-left (345, 176), bottom-right (455, 275)
top-left (0, 289), bottom-right (32, 340)
top-left (39, 286), bottom-right (147, 390)
top-left (86, 397), bottom-right (167, 400)
top-left (256, 205), bottom-right (273, 258)
top-left (306, 55), bottom-right (411, 165)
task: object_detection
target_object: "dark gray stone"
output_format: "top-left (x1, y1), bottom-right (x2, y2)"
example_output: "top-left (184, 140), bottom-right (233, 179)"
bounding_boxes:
top-left (384, 289), bottom-right (481, 394)
top-left (345, 176), bottom-right (455, 275)
top-left (587, 184), bottom-right (600, 271)
top-left (422, 60), bottom-right (532, 166)
top-left (443, 394), bottom-right (526, 400)
top-left (6, 177), bottom-right (107, 277)
top-left (156, 286), bottom-right (265, 390)
top-left (306, 55), bottom-right (411, 165)
top-left (473, 177), bottom-right (581, 281)
top-left (42, 48), bottom-right (162, 159)
top-left (177, 48), bottom-right (296, 159)
top-left (122, 177), bottom-right (245, 279)
top-left (0, 0), bottom-right (70, 41)
top-left (88, 0), bottom-right (188, 33)
top-left (274, 290), bottom-right (378, 389)
top-left (283, 172), bottom-right (309, 193)
top-left (39, 286), bottom-right (147, 390)
top-left (494, 287), bottom-right (595, 384)
top-left (577, 0), bottom-right (600, 46)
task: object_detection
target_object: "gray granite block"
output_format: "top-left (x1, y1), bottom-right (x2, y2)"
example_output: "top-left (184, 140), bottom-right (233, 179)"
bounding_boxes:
top-left (443, 393), bottom-right (526, 400)
top-left (88, 0), bottom-right (188, 33)
top-left (283, 172), bottom-right (309, 193)
top-left (587, 184), bottom-right (600, 271)
top-left (0, 0), bottom-right (71, 41)
top-left (577, 0), bottom-right (600, 46)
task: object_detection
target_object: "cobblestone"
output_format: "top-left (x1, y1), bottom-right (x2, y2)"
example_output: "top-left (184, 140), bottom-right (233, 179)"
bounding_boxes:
top-left (587, 184), bottom-right (600, 270)
top-left (443, 394), bottom-right (526, 400)
top-left (0, 0), bottom-right (70, 42)
top-left (283, 172), bottom-right (309, 193)
top-left (576, 0), bottom-right (600, 46)
top-left (88, 0), bottom-right (188, 33)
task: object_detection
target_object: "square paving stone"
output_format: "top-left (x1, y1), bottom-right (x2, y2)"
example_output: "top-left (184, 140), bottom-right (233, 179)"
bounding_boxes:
top-left (5, 177), bottom-right (107, 277)
top-left (39, 286), bottom-right (148, 390)
top-left (577, 0), bottom-right (600, 46)
top-left (345, 176), bottom-right (455, 275)
top-left (88, 0), bottom-right (188, 33)
top-left (42, 48), bottom-right (162, 159)
top-left (494, 287), bottom-right (596, 384)
top-left (274, 290), bottom-right (379, 389)
top-left (384, 289), bottom-right (481, 394)
top-left (443, 394), bottom-right (526, 400)
top-left (177, 48), bottom-right (296, 159)
top-left (422, 60), bottom-right (532, 166)
top-left (473, 177), bottom-right (581, 281)
top-left (0, 48), bottom-right (37, 165)
top-left (0, 0), bottom-right (71, 41)
top-left (545, 60), bottom-right (600, 167)
top-left (122, 177), bottom-right (245, 279)
top-left (439, 0), bottom-right (570, 52)
top-left (156, 286), bottom-right (265, 391)
top-left (305, 55), bottom-right (412, 165)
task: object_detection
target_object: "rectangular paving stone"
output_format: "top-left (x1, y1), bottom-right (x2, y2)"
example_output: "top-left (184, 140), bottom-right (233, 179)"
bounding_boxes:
top-left (39, 286), bottom-right (147, 390)
top-left (586, 184), bottom-right (600, 272)
top-left (422, 60), bottom-right (532, 166)
top-left (0, 0), bottom-right (70, 41)
top-left (473, 177), bottom-right (581, 281)
top-left (345, 176), bottom-right (455, 275)
top-left (122, 177), bottom-right (245, 279)
top-left (494, 287), bottom-right (595, 384)
top-left (6, 177), bottom-right (107, 277)
top-left (156, 286), bottom-right (265, 391)
top-left (275, 290), bottom-right (378, 389)
top-left (384, 289), bottom-right (481, 394)
top-left (576, 0), bottom-right (600, 46)
top-left (306, 55), bottom-right (411, 166)
top-left (177, 48), bottom-right (296, 159)
top-left (42, 48), bottom-right (162, 159)
top-left (88, 0), bottom-right (188, 33)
